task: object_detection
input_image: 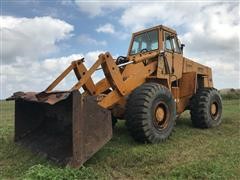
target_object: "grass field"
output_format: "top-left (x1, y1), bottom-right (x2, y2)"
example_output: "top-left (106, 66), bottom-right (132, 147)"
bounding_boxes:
top-left (0, 99), bottom-right (239, 179)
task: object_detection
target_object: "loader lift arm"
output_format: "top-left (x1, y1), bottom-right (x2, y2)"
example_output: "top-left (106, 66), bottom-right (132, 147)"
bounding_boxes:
top-left (40, 51), bottom-right (159, 109)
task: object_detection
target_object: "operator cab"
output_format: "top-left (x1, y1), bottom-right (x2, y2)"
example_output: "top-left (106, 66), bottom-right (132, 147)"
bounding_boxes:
top-left (127, 25), bottom-right (184, 57)
top-left (125, 25), bottom-right (184, 78)
top-left (116, 25), bottom-right (184, 67)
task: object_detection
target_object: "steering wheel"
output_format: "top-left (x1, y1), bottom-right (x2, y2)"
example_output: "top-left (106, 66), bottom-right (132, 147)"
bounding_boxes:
top-left (140, 48), bottom-right (149, 53)
top-left (116, 56), bottom-right (128, 65)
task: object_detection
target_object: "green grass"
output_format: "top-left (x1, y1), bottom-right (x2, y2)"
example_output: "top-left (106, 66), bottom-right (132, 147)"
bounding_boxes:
top-left (0, 99), bottom-right (239, 179)
top-left (221, 94), bottom-right (240, 100)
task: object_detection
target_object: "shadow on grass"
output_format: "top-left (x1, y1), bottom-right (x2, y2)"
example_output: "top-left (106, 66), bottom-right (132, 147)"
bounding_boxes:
top-left (176, 117), bottom-right (192, 128)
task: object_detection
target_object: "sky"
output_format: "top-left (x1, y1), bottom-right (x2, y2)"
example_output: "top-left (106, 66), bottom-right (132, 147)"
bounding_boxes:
top-left (0, 0), bottom-right (239, 99)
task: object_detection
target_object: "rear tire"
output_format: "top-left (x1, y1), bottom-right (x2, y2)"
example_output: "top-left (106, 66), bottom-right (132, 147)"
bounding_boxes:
top-left (190, 88), bottom-right (222, 128)
top-left (125, 83), bottom-right (176, 143)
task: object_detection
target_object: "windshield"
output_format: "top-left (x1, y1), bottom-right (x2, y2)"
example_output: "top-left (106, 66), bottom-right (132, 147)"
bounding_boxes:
top-left (130, 30), bottom-right (158, 55)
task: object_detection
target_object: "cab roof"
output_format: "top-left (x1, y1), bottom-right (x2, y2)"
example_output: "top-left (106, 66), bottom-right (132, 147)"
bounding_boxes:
top-left (132, 25), bottom-right (177, 36)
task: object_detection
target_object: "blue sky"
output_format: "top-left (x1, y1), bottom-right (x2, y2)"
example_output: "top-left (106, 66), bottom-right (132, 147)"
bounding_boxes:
top-left (3, 0), bottom-right (130, 56)
top-left (1, 0), bottom-right (239, 98)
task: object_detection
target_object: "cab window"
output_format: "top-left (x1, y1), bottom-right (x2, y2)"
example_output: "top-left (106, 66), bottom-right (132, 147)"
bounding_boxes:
top-left (130, 30), bottom-right (158, 55)
top-left (165, 32), bottom-right (181, 53)
top-left (173, 37), bottom-right (181, 53)
top-left (164, 32), bottom-right (173, 51)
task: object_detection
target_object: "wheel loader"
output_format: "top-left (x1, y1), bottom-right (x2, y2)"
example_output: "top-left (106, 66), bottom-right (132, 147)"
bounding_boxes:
top-left (8, 25), bottom-right (222, 168)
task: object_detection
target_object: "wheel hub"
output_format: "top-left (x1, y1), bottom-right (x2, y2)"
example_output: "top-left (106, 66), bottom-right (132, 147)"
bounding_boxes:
top-left (210, 102), bottom-right (218, 119)
top-left (155, 107), bottom-right (165, 123)
top-left (154, 102), bottom-right (168, 129)
top-left (211, 103), bottom-right (217, 115)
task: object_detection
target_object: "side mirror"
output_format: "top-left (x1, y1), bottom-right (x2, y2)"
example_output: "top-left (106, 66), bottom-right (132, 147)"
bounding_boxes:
top-left (180, 44), bottom-right (185, 52)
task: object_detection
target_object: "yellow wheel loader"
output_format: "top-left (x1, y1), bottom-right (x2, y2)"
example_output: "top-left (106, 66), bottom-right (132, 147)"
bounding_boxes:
top-left (8, 25), bottom-right (222, 167)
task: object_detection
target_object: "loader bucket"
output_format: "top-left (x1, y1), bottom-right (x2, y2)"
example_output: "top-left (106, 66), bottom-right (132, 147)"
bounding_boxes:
top-left (13, 90), bottom-right (112, 167)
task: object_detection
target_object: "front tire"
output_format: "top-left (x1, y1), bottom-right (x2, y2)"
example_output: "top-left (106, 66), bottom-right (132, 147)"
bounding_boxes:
top-left (125, 83), bottom-right (176, 143)
top-left (190, 88), bottom-right (222, 128)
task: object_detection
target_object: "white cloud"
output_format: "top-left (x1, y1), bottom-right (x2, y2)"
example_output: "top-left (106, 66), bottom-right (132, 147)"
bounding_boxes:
top-left (1, 54), bottom-right (81, 98)
top-left (78, 34), bottom-right (107, 46)
top-left (0, 15), bottom-right (75, 98)
top-left (1, 16), bottom-right (74, 64)
top-left (74, 0), bottom-right (129, 17)
top-left (119, 2), bottom-right (213, 31)
top-left (0, 15), bottom-right (108, 98)
top-left (96, 23), bottom-right (115, 34)
top-left (96, 23), bottom-right (130, 40)
top-left (1, 51), bottom-right (107, 98)
top-left (180, 3), bottom-right (239, 50)
top-left (118, 2), bottom-right (239, 52)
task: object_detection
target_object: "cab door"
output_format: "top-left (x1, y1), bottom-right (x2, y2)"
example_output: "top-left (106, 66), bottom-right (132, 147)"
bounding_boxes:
top-left (163, 32), bottom-right (183, 79)
top-left (163, 32), bottom-right (174, 74)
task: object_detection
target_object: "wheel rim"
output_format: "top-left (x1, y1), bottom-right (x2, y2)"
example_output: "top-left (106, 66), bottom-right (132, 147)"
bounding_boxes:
top-left (210, 101), bottom-right (218, 120)
top-left (153, 102), bottom-right (169, 130)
